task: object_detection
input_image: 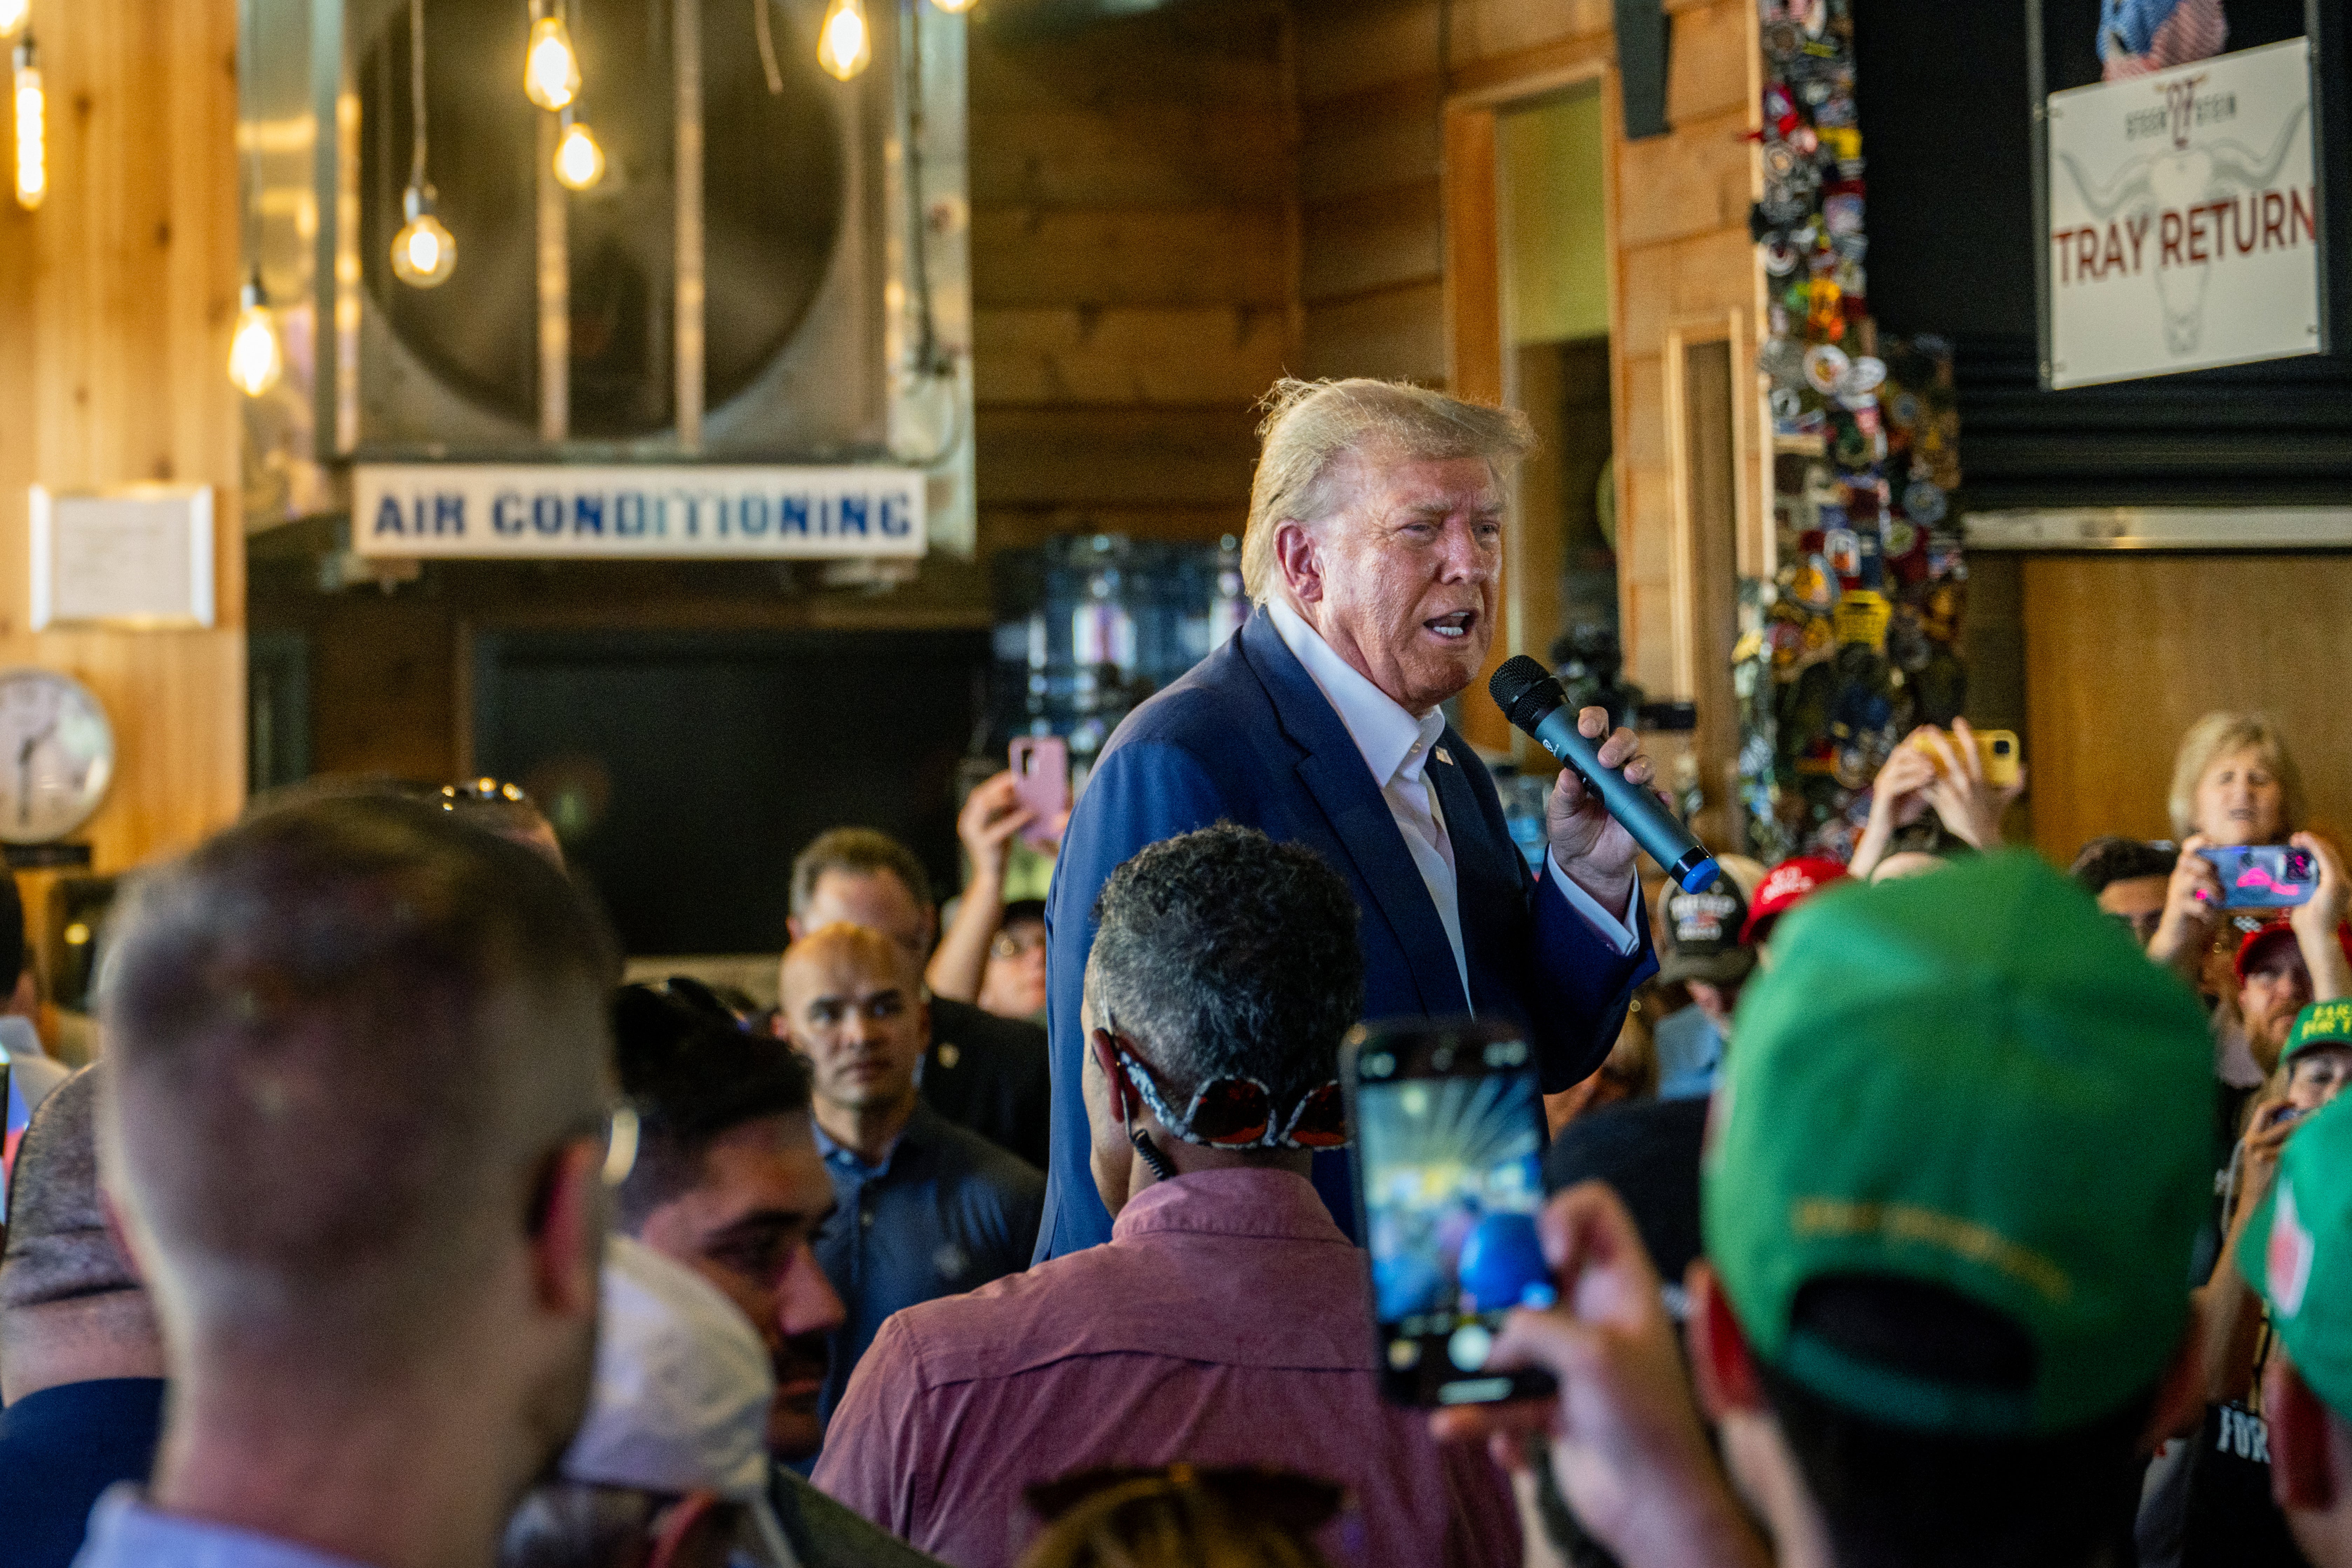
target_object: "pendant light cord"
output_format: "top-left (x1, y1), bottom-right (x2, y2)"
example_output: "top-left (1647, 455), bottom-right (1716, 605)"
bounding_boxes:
top-left (755, 0), bottom-right (784, 95)
top-left (409, 0), bottom-right (428, 190)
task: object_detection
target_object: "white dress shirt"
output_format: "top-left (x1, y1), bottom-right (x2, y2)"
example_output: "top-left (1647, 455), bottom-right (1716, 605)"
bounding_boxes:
top-left (1266, 598), bottom-right (1640, 1006)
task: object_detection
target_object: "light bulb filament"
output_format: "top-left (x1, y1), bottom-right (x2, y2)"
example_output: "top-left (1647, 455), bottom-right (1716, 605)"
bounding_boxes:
top-left (229, 296), bottom-right (284, 397)
top-left (554, 119), bottom-right (604, 189)
top-left (525, 14), bottom-right (580, 110)
top-left (391, 189), bottom-right (457, 289)
top-left (818, 0), bottom-right (871, 81)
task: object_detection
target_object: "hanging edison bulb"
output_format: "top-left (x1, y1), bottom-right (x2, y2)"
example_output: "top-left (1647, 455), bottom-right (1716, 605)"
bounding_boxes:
top-left (929, 0), bottom-right (978, 12)
top-left (391, 184), bottom-right (456, 287)
top-left (553, 109), bottom-right (604, 190)
top-left (0, 0), bottom-right (27, 40)
top-left (524, 11), bottom-right (580, 109)
top-left (228, 277), bottom-right (284, 396)
top-left (11, 35), bottom-right (41, 211)
top-left (817, 0), bottom-right (871, 80)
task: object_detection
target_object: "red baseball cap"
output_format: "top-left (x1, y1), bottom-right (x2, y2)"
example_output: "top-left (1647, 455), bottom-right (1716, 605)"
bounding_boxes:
top-left (1741, 855), bottom-right (1853, 946)
top-left (2236, 920), bottom-right (2352, 984)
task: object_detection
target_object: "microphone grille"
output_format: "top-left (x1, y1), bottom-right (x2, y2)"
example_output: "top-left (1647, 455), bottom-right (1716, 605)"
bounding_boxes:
top-left (1488, 655), bottom-right (1559, 724)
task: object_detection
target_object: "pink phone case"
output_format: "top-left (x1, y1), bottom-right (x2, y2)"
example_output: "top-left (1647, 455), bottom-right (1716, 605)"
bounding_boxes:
top-left (1010, 738), bottom-right (1068, 846)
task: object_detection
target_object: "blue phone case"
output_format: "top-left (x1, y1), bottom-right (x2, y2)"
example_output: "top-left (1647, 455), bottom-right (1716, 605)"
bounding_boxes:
top-left (2206, 845), bottom-right (2318, 909)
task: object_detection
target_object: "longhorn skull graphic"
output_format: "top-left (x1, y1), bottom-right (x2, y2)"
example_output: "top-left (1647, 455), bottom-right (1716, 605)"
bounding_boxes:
top-left (2055, 99), bottom-right (2309, 355)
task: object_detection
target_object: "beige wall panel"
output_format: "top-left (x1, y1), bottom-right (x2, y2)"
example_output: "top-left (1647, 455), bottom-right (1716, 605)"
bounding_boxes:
top-left (1618, 258), bottom-right (1670, 358)
top-left (1669, 225), bottom-right (1764, 315)
top-left (1622, 582), bottom-right (1678, 693)
top-left (1616, 111), bottom-right (1754, 249)
top-left (1667, 0), bottom-right (1759, 123)
top-left (1621, 465), bottom-right (1677, 583)
top-left (1448, 0), bottom-right (1612, 64)
top-left (1619, 353), bottom-right (1668, 467)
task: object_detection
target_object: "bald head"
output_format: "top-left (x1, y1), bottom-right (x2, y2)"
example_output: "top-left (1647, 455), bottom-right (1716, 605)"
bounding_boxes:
top-left (782, 922), bottom-right (920, 997)
top-left (779, 924), bottom-right (928, 1124)
top-left (98, 795), bottom-right (618, 1374)
top-left (1, 1065), bottom-right (159, 1399)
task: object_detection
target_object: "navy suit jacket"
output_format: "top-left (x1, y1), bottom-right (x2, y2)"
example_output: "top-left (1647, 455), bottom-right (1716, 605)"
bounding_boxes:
top-left (1037, 608), bottom-right (1657, 1259)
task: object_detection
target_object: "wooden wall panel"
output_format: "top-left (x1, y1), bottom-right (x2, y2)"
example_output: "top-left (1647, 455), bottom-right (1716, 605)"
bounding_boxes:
top-left (969, 209), bottom-right (1288, 308)
top-left (1296, 0), bottom-right (1763, 760)
top-left (2020, 554), bottom-right (2352, 861)
top-left (969, 0), bottom-right (1295, 557)
top-left (973, 306), bottom-right (1289, 406)
top-left (0, 0), bottom-right (244, 875)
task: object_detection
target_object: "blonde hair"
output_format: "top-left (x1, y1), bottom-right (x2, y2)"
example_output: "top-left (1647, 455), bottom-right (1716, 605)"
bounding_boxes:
top-left (2167, 711), bottom-right (2302, 840)
top-left (1241, 378), bottom-right (1535, 602)
top-left (1020, 1474), bottom-right (1334, 1568)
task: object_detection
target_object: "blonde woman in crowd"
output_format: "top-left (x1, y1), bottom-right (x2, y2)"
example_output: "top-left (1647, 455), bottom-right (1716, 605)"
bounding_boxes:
top-left (2143, 715), bottom-right (2350, 1193)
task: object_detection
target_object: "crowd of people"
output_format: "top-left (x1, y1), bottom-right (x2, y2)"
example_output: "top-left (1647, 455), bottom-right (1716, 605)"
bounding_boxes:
top-left (2, 376), bottom-right (2348, 1568)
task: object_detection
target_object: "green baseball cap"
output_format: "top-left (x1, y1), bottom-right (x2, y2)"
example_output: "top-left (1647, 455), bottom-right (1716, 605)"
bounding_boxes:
top-left (1704, 851), bottom-right (2214, 1435)
top-left (2284, 999), bottom-right (2352, 1064)
top-left (2240, 1092), bottom-right (2352, 1418)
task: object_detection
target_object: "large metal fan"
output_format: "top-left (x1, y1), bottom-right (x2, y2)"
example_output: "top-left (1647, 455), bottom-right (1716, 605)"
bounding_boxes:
top-left (352, 0), bottom-right (845, 437)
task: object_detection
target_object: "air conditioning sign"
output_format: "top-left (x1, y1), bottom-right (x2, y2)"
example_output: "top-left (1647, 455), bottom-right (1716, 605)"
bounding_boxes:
top-left (353, 464), bottom-right (927, 559)
top-left (2043, 37), bottom-right (2323, 389)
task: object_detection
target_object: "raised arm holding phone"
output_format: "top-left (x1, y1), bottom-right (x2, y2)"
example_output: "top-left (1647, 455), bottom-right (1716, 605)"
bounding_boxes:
top-left (1848, 720), bottom-right (2024, 881)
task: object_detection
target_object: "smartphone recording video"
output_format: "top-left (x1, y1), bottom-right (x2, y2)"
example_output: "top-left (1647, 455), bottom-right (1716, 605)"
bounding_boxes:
top-left (2204, 845), bottom-right (2319, 909)
top-left (1905, 726), bottom-right (2022, 789)
top-left (1346, 1019), bottom-right (1558, 1409)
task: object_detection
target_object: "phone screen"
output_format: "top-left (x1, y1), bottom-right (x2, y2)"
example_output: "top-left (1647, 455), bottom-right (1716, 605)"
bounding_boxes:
top-left (2208, 845), bottom-right (2319, 909)
top-left (1348, 1023), bottom-right (1558, 1407)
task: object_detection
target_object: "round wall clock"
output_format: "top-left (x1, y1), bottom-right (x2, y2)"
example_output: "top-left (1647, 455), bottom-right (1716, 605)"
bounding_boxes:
top-left (0, 670), bottom-right (114, 845)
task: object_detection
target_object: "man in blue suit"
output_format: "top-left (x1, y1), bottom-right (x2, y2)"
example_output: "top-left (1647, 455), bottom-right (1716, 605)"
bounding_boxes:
top-left (1039, 377), bottom-right (1660, 1259)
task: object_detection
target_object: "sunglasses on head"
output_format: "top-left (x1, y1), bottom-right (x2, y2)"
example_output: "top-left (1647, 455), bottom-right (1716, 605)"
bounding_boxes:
top-left (1112, 1044), bottom-right (1348, 1150)
top-left (439, 777), bottom-right (535, 808)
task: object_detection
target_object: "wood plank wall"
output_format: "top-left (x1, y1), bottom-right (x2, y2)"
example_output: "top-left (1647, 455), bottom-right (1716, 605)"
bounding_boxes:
top-left (967, 1), bottom-right (1297, 557)
top-left (0, 0), bottom-right (245, 872)
top-left (1293, 0), bottom-right (1760, 706)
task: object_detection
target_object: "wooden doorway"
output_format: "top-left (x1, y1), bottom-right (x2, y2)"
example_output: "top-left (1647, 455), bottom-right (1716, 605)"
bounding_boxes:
top-left (1444, 79), bottom-right (1618, 758)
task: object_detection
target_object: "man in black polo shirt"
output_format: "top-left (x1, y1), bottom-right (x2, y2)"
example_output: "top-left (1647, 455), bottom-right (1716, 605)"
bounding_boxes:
top-left (0, 1066), bottom-right (165, 1568)
top-left (789, 829), bottom-right (1051, 1170)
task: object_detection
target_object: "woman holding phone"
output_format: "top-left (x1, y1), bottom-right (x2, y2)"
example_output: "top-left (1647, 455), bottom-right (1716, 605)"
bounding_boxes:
top-left (2147, 713), bottom-right (2330, 991)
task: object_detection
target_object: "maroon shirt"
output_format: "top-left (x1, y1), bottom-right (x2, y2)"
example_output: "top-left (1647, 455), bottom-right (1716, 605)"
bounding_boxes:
top-left (813, 1166), bottom-right (1520, 1568)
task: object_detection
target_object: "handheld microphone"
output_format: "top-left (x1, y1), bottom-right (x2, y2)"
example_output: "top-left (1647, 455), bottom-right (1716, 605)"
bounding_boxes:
top-left (1488, 655), bottom-right (1720, 894)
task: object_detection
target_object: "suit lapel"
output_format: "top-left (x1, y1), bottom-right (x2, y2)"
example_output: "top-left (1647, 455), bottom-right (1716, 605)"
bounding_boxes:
top-left (1236, 610), bottom-right (1469, 1016)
